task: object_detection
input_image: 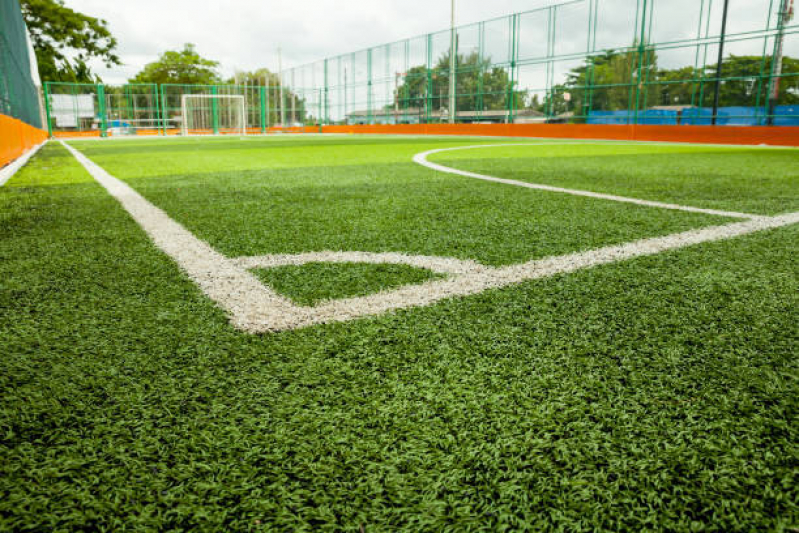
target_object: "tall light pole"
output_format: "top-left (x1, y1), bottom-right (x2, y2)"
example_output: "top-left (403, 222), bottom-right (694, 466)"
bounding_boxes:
top-left (768, 0), bottom-right (795, 125)
top-left (711, 0), bottom-right (730, 126)
top-left (278, 47), bottom-right (285, 126)
top-left (449, 0), bottom-right (456, 124)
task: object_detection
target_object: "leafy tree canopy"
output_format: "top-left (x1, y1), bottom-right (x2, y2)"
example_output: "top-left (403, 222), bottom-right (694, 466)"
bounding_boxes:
top-left (20, 0), bottom-right (120, 83)
top-left (396, 52), bottom-right (524, 113)
top-left (226, 68), bottom-right (280, 86)
top-left (129, 44), bottom-right (221, 85)
top-left (544, 47), bottom-right (798, 115)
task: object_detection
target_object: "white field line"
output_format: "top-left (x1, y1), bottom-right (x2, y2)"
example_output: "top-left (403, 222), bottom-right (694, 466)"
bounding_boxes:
top-left (305, 212), bottom-right (799, 326)
top-left (233, 251), bottom-right (487, 276)
top-left (62, 140), bottom-right (798, 333)
top-left (413, 144), bottom-right (764, 220)
top-left (60, 141), bottom-right (305, 332)
top-left (0, 141), bottom-right (48, 186)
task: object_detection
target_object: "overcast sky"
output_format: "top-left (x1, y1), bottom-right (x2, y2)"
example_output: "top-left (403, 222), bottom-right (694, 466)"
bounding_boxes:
top-left (62, 0), bottom-right (561, 83)
top-left (62, 0), bottom-right (788, 84)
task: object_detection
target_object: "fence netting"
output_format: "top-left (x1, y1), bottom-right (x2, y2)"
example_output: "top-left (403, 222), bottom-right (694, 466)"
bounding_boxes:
top-left (1, 0), bottom-right (43, 128)
top-left (43, 0), bottom-right (798, 136)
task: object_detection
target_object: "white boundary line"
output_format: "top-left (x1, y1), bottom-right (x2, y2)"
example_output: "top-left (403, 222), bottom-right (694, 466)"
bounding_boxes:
top-left (60, 140), bottom-right (798, 333)
top-left (413, 144), bottom-right (763, 220)
top-left (233, 251), bottom-right (487, 276)
top-left (0, 141), bottom-right (48, 187)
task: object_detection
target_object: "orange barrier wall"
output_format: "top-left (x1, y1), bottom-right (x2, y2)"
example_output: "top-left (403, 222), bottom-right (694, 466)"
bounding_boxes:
top-left (1, 114), bottom-right (48, 168)
top-left (52, 130), bottom-right (101, 138)
top-left (322, 123), bottom-right (799, 147)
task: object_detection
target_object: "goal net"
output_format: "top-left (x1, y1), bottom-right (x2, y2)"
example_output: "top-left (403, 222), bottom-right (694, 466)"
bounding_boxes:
top-left (181, 94), bottom-right (246, 135)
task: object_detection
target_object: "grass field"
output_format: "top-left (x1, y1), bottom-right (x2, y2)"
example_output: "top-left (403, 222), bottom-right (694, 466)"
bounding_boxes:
top-left (1, 135), bottom-right (797, 531)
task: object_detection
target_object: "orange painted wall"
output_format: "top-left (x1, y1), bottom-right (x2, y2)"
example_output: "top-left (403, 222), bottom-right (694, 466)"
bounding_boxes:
top-left (1, 114), bottom-right (48, 168)
top-left (321, 123), bottom-right (799, 147)
top-left (52, 130), bottom-right (101, 138)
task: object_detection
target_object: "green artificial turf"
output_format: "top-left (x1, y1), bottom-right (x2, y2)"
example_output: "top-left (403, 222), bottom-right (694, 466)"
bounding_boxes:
top-left (252, 262), bottom-right (443, 305)
top-left (1, 139), bottom-right (796, 531)
top-left (431, 143), bottom-right (799, 215)
top-left (67, 137), bottom-right (730, 266)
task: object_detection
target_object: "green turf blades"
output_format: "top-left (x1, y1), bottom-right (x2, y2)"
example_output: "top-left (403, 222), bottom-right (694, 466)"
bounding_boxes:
top-left (252, 261), bottom-right (443, 305)
top-left (431, 143), bottom-right (799, 215)
top-left (1, 139), bottom-right (796, 531)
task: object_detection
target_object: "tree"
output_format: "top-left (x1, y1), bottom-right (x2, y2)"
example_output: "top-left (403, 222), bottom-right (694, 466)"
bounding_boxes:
top-left (20, 0), bottom-right (120, 83)
top-left (129, 44), bottom-right (221, 85)
top-left (395, 51), bottom-right (524, 117)
top-left (547, 48), bottom-right (798, 119)
top-left (546, 44), bottom-right (661, 119)
top-left (225, 68), bottom-right (312, 124)
top-left (703, 55), bottom-right (799, 107)
top-left (226, 68), bottom-right (279, 87)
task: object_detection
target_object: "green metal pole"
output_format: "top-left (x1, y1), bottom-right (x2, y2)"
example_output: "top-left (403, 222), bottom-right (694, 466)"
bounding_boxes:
top-left (766, 0), bottom-right (791, 125)
top-left (43, 82), bottom-right (53, 137)
top-left (97, 84), bottom-right (107, 137)
top-left (211, 85), bottom-right (219, 134)
top-left (260, 85), bottom-right (267, 133)
top-left (754, 0), bottom-right (776, 124)
top-left (509, 14), bottom-right (518, 124)
top-left (477, 22), bottom-right (484, 121)
top-left (449, 0), bottom-right (456, 124)
top-left (160, 85), bottom-right (167, 135)
top-left (324, 58), bottom-right (329, 125)
top-left (711, 0), bottom-right (730, 125)
top-left (367, 48), bottom-right (373, 125)
top-left (427, 33), bottom-right (433, 123)
top-left (634, 0), bottom-right (648, 126)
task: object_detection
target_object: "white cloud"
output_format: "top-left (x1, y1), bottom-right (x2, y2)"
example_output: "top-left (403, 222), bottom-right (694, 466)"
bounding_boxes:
top-left (61, 0), bottom-right (787, 85)
top-left (61, 0), bottom-right (574, 83)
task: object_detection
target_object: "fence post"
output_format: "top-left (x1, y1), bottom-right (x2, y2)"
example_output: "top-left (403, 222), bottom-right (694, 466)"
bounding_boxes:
top-left (211, 85), bottom-right (219, 134)
top-left (97, 84), bottom-right (108, 137)
top-left (508, 14), bottom-right (518, 124)
top-left (367, 48), bottom-right (373, 125)
top-left (260, 86), bottom-right (267, 133)
top-left (43, 82), bottom-right (53, 137)
top-left (426, 33), bottom-right (433, 123)
top-left (324, 58), bottom-right (329, 125)
top-left (633, 0), bottom-right (648, 126)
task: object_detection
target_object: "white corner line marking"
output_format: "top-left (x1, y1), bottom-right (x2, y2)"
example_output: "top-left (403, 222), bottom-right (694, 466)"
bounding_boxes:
top-left (0, 140), bottom-right (48, 186)
top-left (233, 251), bottom-right (487, 276)
top-left (413, 144), bottom-right (763, 220)
top-left (61, 140), bottom-right (798, 333)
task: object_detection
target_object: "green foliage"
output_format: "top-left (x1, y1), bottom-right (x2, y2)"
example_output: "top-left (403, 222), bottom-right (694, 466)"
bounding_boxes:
top-left (70, 138), bottom-right (723, 266)
top-left (545, 45), bottom-right (660, 116)
top-left (129, 43), bottom-right (221, 85)
top-left (396, 52), bottom-right (524, 114)
top-left (431, 143), bottom-right (799, 215)
top-left (705, 55), bottom-right (799, 107)
top-left (225, 68), bottom-right (279, 87)
top-left (20, 0), bottom-right (120, 83)
top-left (546, 45), bottom-right (799, 115)
top-left (225, 68), bottom-right (308, 124)
top-left (1, 138), bottom-right (797, 531)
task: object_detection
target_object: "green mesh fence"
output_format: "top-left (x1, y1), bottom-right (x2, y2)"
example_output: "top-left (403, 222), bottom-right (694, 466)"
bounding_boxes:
top-left (284, 0), bottom-right (798, 126)
top-left (0, 0), bottom-right (43, 128)
top-left (44, 81), bottom-right (303, 136)
top-left (43, 0), bottom-right (799, 134)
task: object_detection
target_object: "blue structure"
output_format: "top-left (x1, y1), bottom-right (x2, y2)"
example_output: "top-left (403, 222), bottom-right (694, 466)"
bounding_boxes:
top-left (588, 106), bottom-right (799, 126)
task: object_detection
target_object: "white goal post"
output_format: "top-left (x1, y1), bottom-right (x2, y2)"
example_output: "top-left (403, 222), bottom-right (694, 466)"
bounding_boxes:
top-left (181, 94), bottom-right (246, 136)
